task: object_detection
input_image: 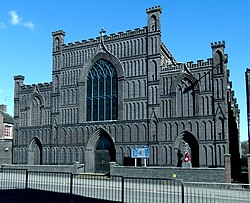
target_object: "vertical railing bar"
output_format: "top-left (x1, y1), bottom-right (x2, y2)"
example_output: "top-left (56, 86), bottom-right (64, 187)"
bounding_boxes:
top-left (2, 169), bottom-right (4, 189)
top-left (181, 180), bottom-right (184, 203)
top-left (128, 177), bottom-right (130, 203)
top-left (146, 178), bottom-right (149, 203)
top-left (154, 179), bottom-right (156, 203)
top-left (98, 175), bottom-right (100, 199)
top-left (160, 179), bottom-right (162, 203)
top-left (100, 176), bottom-right (102, 200)
top-left (140, 178), bottom-right (142, 203)
top-left (105, 176), bottom-right (107, 200)
top-left (167, 179), bottom-right (169, 203)
top-left (209, 183), bottom-right (211, 203)
top-left (90, 175), bottom-right (92, 198)
top-left (25, 169), bottom-right (28, 189)
top-left (70, 173), bottom-right (73, 198)
top-left (174, 179), bottom-right (176, 202)
top-left (103, 176), bottom-right (105, 200)
top-left (86, 175), bottom-right (88, 197)
top-left (121, 176), bottom-right (124, 203)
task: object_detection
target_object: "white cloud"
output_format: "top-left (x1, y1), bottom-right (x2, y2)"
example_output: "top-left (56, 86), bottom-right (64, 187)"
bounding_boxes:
top-left (8, 10), bottom-right (21, 25)
top-left (0, 22), bottom-right (6, 29)
top-left (23, 21), bottom-right (34, 30)
top-left (8, 10), bottom-right (35, 30)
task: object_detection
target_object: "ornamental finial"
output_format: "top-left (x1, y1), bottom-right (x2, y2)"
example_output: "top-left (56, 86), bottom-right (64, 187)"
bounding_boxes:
top-left (99, 28), bottom-right (106, 37)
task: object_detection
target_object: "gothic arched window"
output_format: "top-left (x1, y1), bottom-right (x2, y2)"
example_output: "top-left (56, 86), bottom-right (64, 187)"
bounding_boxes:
top-left (149, 15), bottom-right (157, 32)
top-left (86, 59), bottom-right (118, 121)
top-left (31, 96), bottom-right (42, 126)
top-left (214, 51), bottom-right (223, 74)
top-left (55, 38), bottom-right (60, 51)
top-left (176, 78), bottom-right (195, 117)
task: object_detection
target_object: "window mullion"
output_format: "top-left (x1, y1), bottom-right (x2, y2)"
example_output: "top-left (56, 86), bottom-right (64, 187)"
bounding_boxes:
top-left (104, 75), bottom-right (106, 120)
top-left (91, 77), bottom-right (94, 121)
top-left (97, 76), bottom-right (100, 121)
top-left (110, 76), bottom-right (113, 120)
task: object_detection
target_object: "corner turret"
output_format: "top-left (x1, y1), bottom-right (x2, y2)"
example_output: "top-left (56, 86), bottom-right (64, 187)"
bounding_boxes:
top-left (146, 6), bottom-right (162, 32)
top-left (52, 30), bottom-right (66, 52)
top-left (13, 75), bottom-right (25, 118)
top-left (211, 41), bottom-right (227, 74)
top-left (14, 75), bottom-right (25, 99)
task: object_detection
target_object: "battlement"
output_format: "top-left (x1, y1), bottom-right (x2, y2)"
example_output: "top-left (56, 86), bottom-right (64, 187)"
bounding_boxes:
top-left (14, 75), bottom-right (25, 81)
top-left (60, 27), bottom-right (147, 49)
top-left (22, 82), bottom-right (52, 90)
top-left (146, 6), bottom-right (162, 14)
top-left (211, 41), bottom-right (225, 49)
top-left (161, 58), bottom-right (213, 72)
top-left (52, 30), bottom-right (66, 36)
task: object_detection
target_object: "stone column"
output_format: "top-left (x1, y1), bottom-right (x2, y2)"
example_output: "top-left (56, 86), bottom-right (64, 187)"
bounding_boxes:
top-left (224, 154), bottom-right (231, 184)
top-left (247, 154), bottom-right (250, 184)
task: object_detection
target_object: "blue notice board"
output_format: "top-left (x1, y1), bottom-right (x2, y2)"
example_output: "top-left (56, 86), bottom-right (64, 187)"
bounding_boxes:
top-left (131, 147), bottom-right (150, 158)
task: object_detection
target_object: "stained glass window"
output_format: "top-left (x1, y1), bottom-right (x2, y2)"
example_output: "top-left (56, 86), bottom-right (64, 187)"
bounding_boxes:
top-left (86, 59), bottom-right (118, 121)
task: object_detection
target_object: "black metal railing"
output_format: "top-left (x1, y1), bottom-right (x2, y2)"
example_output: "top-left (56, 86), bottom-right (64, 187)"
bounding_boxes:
top-left (0, 168), bottom-right (249, 203)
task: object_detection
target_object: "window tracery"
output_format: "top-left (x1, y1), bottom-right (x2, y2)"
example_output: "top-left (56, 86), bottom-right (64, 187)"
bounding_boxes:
top-left (86, 59), bottom-right (118, 121)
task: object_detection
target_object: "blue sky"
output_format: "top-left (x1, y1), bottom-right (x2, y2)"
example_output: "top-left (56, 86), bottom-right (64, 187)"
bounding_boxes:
top-left (0, 0), bottom-right (249, 141)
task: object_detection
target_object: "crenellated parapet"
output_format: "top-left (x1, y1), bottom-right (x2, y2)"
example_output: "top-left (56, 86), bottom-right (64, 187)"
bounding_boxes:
top-left (52, 30), bottom-right (66, 37)
top-left (211, 41), bottom-right (225, 49)
top-left (161, 58), bottom-right (213, 72)
top-left (146, 5), bottom-right (162, 14)
top-left (57, 26), bottom-right (147, 50)
top-left (21, 82), bottom-right (52, 90)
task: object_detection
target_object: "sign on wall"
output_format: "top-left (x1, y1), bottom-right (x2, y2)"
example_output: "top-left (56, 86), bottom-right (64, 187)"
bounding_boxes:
top-left (131, 147), bottom-right (150, 158)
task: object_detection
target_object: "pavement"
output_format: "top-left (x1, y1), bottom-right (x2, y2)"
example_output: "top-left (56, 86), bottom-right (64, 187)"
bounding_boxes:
top-left (0, 189), bottom-right (119, 203)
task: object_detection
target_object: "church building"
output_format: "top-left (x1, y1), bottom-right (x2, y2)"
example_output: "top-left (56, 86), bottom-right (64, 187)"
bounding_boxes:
top-left (13, 6), bottom-right (240, 177)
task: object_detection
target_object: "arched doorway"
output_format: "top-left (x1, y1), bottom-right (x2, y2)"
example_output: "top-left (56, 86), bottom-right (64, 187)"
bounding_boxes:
top-left (28, 137), bottom-right (42, 165)
top-left (85, 128), bottom-right (116, 173)
top-left (95, 135), bottom-right (116, 173)
top-left (174, 131), bottom-right (199, 167)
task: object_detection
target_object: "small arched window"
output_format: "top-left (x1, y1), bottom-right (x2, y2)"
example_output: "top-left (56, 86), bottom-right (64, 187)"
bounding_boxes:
top-left (86, 59), bottom-right (118, 121)
top-left (149, 15), bottom-right (157, 32)
top-left (214, 51), bottom-right (223, 74)
top-left (55, 38), bottom-right (60, 51)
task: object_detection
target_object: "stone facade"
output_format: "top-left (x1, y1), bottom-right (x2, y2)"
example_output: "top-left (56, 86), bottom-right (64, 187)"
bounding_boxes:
top-left (12, 6), bottom-right (240, 178)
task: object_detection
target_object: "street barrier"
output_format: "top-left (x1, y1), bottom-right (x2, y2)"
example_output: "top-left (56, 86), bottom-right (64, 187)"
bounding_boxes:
top-left (0, 168), bottom-right (249, 203)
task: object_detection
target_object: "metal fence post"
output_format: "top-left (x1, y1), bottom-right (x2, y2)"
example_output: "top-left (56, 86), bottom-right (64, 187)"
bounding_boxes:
top-left (121, 176), bottom-right (124, 203)
top-left (25, 169), bottom-right (28, 190)
top-left (181, 180), bottom-right (185, 203)
top-left (70, 173), bottom-right (73, 197)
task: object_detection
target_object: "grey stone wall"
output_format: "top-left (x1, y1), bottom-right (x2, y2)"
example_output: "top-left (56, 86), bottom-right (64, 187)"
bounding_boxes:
top-left (1, 163), bottom-right (85, 174)
top-left (110, 162), bottom-right (225, 183)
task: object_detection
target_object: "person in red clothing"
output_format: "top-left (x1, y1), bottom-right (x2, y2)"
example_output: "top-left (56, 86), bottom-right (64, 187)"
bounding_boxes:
top-left (182, 142), bottom-right (192, 168)
top-left (184, 151), bottom-right (190, 163)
